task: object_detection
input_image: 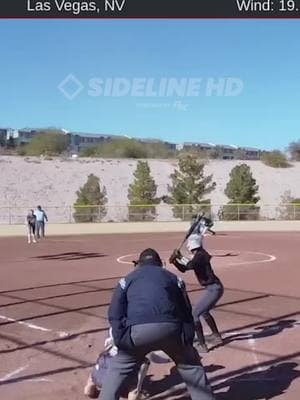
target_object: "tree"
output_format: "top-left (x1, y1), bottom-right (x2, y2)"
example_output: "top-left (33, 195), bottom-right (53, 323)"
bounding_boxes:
top-left (80, 139), bottom-right (148, 159)
top-left (288, 140), bottom-right (300, 161)
top-left (261, 150), bottom-right (291, 168)
top-left (143, 141), bottom-right (176, 159)
top-left (167, 156), bottom-right (216, 220)
top-left (221, 164), bottom-right (260, 220)
top-left (277, 190), bottom-right (300, 220)
top-left (73, 174), bottom-right (107, 222)
top-left (127, 161), bottom-right (160, 221)
top-left (22, 129), bottom-right (69, 156)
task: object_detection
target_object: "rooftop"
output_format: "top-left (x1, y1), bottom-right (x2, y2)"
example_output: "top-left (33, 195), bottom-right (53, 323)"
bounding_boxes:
top-left (183, 142), bottom-right (216, 147)
top-left (69, 132), bottom-right (124, 139)
top-left (239, 146), bottom-right (260, 152)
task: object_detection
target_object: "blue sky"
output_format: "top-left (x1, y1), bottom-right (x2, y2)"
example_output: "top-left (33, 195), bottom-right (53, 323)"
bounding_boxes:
top-left (0, 20), bottom-right (299, 150)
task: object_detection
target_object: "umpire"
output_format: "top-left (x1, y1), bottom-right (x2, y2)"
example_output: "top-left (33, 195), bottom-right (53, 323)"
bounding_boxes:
top-left (99, 248), bottom-right (216, 400)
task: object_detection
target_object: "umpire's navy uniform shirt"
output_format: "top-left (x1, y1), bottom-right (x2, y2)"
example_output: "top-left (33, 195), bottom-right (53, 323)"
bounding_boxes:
top-left (108, 264), bottom-right (195, 350)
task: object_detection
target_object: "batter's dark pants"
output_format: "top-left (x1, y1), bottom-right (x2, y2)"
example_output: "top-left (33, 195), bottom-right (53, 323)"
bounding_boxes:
top-left (193, 282), bottom-right (224, 335)
top-left (99, 322), bottom-right (215, 400)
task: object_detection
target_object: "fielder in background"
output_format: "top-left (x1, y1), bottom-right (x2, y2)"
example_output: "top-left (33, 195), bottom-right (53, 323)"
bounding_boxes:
top-left (34, 205), bottom-right (48, 239)
top-left (169, 232), bottom-right (224, 353)
top-left (26, 209), bottom-right (37, 244)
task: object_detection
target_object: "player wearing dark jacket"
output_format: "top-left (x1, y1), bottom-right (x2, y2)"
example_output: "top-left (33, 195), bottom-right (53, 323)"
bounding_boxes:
top-left (170, 234), bottom-right (223, 353)
top-left (100, 248), bottom-right (216, 400)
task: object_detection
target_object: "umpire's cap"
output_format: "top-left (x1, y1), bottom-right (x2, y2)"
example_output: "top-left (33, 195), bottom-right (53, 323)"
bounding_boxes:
top-left (137, 248), bottom-right (163, 267)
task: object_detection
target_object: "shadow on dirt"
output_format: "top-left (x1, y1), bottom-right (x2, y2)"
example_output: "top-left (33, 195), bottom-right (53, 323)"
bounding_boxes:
top-left (33, 252), bottom-right (107, 261)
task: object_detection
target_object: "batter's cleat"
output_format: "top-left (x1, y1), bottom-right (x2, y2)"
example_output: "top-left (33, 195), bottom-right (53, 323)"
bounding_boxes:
top-left (195, 342), bottom-right (209, 353)
top-left (84, 375), bottom-right (100, 398)
top-left (205, 333), bottom-right (223, 346)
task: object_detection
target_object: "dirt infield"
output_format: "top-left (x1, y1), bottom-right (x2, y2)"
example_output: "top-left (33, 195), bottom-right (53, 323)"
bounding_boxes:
top-left (0, 231), bottom-right (300, 400)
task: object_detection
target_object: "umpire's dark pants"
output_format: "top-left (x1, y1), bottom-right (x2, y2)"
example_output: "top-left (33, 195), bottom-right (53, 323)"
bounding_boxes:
top-left (99, 322), bottom-right (215, 400)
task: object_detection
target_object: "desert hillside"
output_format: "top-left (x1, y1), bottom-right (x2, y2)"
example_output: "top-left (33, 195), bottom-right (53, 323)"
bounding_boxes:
top-left (0, 156), bottom-right (299, 223)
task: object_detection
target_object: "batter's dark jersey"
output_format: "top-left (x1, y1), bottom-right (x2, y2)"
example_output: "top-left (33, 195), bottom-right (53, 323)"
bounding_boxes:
top-left (173, 248), bottom-right (221, 287)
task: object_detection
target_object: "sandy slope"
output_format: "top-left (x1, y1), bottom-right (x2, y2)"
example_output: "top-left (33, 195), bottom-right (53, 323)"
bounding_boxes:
top-left (0, 156), bottom-right (299, 223)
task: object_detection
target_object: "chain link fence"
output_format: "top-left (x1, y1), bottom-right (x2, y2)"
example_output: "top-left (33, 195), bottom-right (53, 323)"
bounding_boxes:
top-left (1, 203), bottom-right (300, 224)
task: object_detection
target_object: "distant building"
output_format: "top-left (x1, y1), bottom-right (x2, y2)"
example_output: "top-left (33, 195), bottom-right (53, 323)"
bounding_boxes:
top-left (0, 129), bottom-right (8, 146)
top-left (139, 138), bottom-right (177, 150)
top-left (238, 146), bottom-right (261, 160)
top-left (68, 133), bottom-right (178, 153)
top-left (218, 144), bottom-right (238, 160)
top-left (175, 142), bottom-right (261, 160)
top-left (0, 127), bottom-right (263, 159)
top-left (0, 128), bottom-right (19, 147)
top-left (177, 142), bottom-right (216, 152)
top-left (15, 129), bottom-right (39, 146)
top-left (67, 132), bottom-right (125, 153)
top-left (1, 128), bottom-right (68, 147)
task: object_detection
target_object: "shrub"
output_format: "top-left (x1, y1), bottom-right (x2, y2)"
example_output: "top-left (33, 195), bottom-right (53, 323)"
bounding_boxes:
top-left (261, 150), bottom-right (291, 168)
top-left (22, 130), bottom-right (69, 156)
top-left (79, 139), bottom-right (177, 159)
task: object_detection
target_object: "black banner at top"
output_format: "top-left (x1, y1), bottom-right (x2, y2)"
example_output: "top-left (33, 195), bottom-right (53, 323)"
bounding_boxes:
top-left (1, 0), bottom-right (300, 18)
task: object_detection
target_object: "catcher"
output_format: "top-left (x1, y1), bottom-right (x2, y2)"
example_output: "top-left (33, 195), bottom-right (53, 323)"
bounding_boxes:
top-left (169, 233), bottom-right (223, 353)
top-left (84, 327), bottom-right (156, 400)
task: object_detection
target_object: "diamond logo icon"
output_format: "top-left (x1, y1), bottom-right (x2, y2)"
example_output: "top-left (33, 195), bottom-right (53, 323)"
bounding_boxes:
top-left (58, 74), bottom-right (84, 100)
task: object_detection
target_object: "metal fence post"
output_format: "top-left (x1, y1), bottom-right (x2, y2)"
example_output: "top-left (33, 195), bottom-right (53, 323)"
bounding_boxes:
top-left (182, 205), bottom-right (185, 221)
top-left (69, 206), bottom-right (73, 223)
top-left (9, 207), bottom-right (12, 225)
top-left (294, 204), bottom-right (296, 220)
top-left (237, 205), bottom-right (240, 221)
